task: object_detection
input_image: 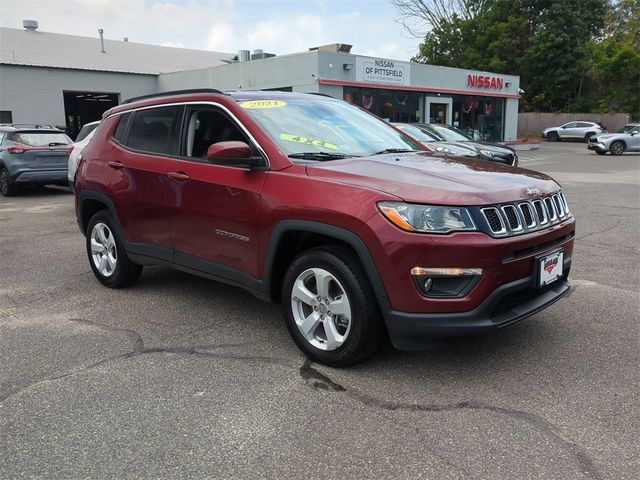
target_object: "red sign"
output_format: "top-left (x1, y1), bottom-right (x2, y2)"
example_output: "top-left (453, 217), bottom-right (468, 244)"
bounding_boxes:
top-left (467, 74), bottom-right (504, 90)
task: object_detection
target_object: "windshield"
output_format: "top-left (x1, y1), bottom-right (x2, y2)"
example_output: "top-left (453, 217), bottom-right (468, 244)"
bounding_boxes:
top-left (617, 125), bottom-right (637, 133)
top-left (429, 125), bottom-right (472, 142)
top-left (238, 97), bottom-right (420, 158)
top-left (12, 132), bottom-right (71, 146)
top-left (394, 124), bottom-right (439, 142)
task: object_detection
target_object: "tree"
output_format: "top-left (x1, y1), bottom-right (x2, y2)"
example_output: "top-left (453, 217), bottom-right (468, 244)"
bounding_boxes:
top-left (405, 0), bottom-right (617, 113)
top-left (391, 0), bottom-right (488, 36)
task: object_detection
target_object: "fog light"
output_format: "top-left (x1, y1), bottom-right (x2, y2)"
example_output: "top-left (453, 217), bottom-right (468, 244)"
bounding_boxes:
top-left (411, 267), bottom-right (483, 298)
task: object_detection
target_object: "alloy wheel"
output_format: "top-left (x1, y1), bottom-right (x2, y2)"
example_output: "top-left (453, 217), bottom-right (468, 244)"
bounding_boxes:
top-left (290, 267), bottom-right (352, 351)
top-left (90, 222), bottom-right (117, 277)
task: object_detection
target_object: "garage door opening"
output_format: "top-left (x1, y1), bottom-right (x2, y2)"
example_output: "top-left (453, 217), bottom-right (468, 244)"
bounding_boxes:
top-left (63, 91), bottom-right (119, 139)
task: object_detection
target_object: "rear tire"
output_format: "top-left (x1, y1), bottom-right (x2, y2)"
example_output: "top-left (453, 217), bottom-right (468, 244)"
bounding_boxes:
top-left (86, 210), bottom-right (143, 288)
top-left (547, 131), bottom-right (559, 142)
top-left (610, 141), bottom-right (625, 156)
top-left (0, 168), bottom-right (17, 197)
top-left (281, 246), bottom-right (384, 367)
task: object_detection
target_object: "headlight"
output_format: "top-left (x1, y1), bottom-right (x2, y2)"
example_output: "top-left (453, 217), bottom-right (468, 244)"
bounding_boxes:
top-left (378, 201), bottom-right (476, 233)
top-left (479, 149), bottom-right (495, 158)
top-left (424, 143), bottom-right (458, 155)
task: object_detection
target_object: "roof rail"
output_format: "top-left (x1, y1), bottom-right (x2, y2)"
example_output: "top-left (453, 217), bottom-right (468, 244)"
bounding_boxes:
top-left (122, 88), bottom-right (226, 104)
top-left (0, 123), bottom-right (56, 129)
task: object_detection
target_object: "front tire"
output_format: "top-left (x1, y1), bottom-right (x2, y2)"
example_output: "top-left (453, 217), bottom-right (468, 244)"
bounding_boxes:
top-left (86, 210), bottom-right (142, 288)
top-left (547, 131), bottom-right (559, 142)
top-left (610, 141), bottom-right (625, 156)
top-left (282, 246), bottom-right (384, 367)
top-left (0, 168), bottom-right (17, 197)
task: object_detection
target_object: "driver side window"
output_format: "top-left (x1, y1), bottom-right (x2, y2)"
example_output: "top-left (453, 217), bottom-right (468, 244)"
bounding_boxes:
top-left (183, 107), bottom-right (254, 160)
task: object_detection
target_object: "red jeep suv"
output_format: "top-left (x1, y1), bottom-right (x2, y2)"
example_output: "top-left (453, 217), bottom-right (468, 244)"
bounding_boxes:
top-left (75, 90), bottom-right (575, 366)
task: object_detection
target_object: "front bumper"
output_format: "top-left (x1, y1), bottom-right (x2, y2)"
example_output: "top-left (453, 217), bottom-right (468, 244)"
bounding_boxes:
top-left (384, 262), bottom-right (571, 350)
top-left (587, 142), bottom-right (607, 152)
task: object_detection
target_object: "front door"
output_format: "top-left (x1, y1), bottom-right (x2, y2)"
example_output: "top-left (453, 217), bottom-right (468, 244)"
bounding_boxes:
top-left (164, 105), bottom-right (268, 279)
top-left (425, 96), bottom-right (453, 125)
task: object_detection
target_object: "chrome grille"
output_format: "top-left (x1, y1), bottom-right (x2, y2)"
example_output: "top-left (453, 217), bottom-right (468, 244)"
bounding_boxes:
top-left (518, 202), bottom-right (535, 228)
top-left (544, 197), bottom-right (556, 221)
top-left (481, 207), bottom-right (506, 234)
top-left (502, 205), bottom-right (522, 231)
top-left (480, 191), bottom-right (571, 237)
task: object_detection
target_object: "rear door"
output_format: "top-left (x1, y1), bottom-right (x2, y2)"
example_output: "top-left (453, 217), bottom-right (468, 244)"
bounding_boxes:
top-left (163, 103), bottom-right (268, 278)
top-left (104, 106), bottom-right (180, 255)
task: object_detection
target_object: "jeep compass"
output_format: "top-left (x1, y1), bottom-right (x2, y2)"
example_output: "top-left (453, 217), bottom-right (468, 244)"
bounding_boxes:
top-left (75, 90), bottom-right (575, 366)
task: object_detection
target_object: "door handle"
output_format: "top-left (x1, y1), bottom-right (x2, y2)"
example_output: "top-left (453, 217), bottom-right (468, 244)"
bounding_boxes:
top-left (167, 171), bottom-right (191, 183)
top-left (107, 161), bottom-right (124, 169)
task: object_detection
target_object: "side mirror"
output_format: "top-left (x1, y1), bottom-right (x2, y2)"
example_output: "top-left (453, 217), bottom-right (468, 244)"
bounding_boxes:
top-left (630, 131), bottom-right (639, 136)
top-left (206, 141), bottom-right (264, 169)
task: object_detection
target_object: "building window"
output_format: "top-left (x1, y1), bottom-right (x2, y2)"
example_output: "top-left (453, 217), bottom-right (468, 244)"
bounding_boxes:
top-left (343, 87), bottom-right (420, 123)
top-left (0, 111), bottom-right (13, 123)
top-left (452, 96), bottom-right (505, 142)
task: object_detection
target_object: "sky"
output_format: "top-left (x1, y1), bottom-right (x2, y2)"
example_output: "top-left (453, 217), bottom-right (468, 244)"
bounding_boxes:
top-left (0, 0), bottom-right (422, 60)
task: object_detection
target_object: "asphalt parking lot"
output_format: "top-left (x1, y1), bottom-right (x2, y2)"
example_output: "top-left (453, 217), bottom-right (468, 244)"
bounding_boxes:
top-left (1, 142), bottom-right (638, 479)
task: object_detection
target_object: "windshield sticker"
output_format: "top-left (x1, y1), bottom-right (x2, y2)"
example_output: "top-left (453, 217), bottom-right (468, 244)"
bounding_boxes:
top-left (240, 100), bottom-right (286, 109)
top-left (280, 134), bottom-right (338, 150)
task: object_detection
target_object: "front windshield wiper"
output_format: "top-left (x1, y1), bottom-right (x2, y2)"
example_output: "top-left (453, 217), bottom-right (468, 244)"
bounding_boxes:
top-left (371, 148), bottom-right (418, 155)
top-left (288, 152), bottom-right (356, 161)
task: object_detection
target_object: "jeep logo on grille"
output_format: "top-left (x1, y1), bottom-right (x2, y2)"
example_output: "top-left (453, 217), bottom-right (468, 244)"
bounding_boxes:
top-left (524, 187), bottom-right (541, 197)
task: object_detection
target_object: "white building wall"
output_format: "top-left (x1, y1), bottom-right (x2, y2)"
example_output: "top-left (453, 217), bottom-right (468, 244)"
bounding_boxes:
top-left (158, 52), bottom-right (320, 93)
top-left (504, 98), bottom-right (519, 141)
top-left (0, 65), bottom-right (157, 125)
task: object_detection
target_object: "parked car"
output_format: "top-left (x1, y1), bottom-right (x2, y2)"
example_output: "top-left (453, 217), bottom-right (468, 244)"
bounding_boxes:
top-left (75, 90), bottom-right (575, 366)
top-left (587, 123), bottom-right (640, 156)
top-left (542, 121), bottom-right (605, 142)
top-left (0, 124), bottom-right (72, 196)
top-left (423, 123), bottom-right (518, 166)
top-left (68, 120), bottom-right (100, 189)
top-left (392, 123), bottom-right (479, 158)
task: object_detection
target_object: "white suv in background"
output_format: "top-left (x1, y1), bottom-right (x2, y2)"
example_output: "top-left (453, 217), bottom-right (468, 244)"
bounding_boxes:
top-left (542, 121), bottom-right (605, 142)
top-left (67, 121), bottom-right (100, 189)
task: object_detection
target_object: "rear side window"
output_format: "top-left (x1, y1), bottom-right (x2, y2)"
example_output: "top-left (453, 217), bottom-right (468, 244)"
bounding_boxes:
top-left (76, 122), bottom-right (100, 142)
top-left (112, 113), bottom-right (131, 144)
top-left (126, 107), bottom-right (179, 155)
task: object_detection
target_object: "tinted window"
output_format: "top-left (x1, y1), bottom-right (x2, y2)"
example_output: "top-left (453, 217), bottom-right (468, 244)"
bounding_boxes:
top-left (127, 107), bottom-right (178, 154)
top-left (183, 107), bottom-right (251, 159)
top-left (112, 113), bottom-right (131, 144)
top-left (76, 122), bottom-right (100, 142)
top-left (577, 122), bottom-right (593, 128)
top-left (563, 122), bottom-right (578, 128)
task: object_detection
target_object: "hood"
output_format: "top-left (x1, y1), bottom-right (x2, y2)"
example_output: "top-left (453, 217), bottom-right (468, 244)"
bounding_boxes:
top-left (595, 133), bottom-right (621, 140)
top-left (465, 141), bottom-right (515, 155)
top-left (306, 153), bottom-right (558, 206)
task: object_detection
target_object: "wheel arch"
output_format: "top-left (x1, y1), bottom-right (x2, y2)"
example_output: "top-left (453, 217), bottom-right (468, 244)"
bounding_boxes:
top-left (77, 190), bottom-right (124, 238)
top-left (263, 220), bottom-right (388, 305)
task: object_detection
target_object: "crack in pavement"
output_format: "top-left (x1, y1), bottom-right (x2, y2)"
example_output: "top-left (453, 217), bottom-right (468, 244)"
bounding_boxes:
top-left (301, 361), bottom-right (602, 480)
top-left (1, 318), bottom-right (602, 479)
top-left (0, 318), bottom-right (289, 403)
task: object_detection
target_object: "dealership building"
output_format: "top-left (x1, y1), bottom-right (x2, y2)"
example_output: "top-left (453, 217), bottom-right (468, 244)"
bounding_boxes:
top-left (1, 23), bottom-right (521, 141)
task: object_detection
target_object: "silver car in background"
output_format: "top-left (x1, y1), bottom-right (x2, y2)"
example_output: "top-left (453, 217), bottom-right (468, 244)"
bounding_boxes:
top-left (587, 124), bottom-right (640, 156)
top-left (542, 121), bottom-right (605, 142)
